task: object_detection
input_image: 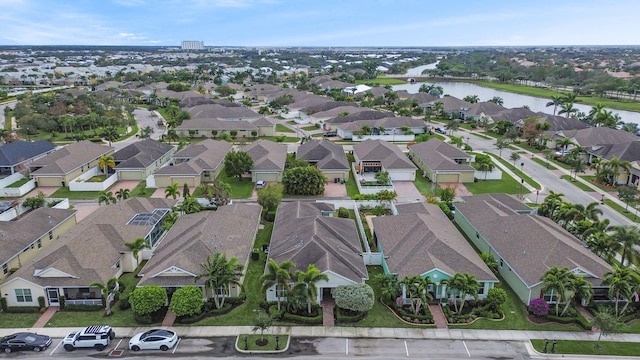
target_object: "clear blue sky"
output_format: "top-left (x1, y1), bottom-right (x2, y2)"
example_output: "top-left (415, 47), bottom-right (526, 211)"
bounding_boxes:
top-left (1, 0), bottom-right (639, 47)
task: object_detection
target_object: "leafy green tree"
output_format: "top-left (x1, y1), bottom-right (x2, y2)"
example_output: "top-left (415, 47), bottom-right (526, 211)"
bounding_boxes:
top-left (260, 259), bottom-right (295, 311)
top-left (22, 191), bottom-right (47, 210)
top-left (603, 266), bottom-right (639, 317)
top-left (98, 154), bottom-right (115, 174)
top-left (334, 283), bottom-right (375, 313)
top-left (194, 253), bottom-right (244, 310)
top-left (485, 287), bottom-right (507, 313)
top-left (609, 225), bottom-right (640, 267)
top-left (375, 171), bottom-right (391, 185)
top-left (375, 273), bottom-right (401, 303)
top-left (294, 264), bottom-right (329, 314)
top-left (439, 186), bottom-right (456, 203)
top-left (541, 266), bottom-right (573, 316)
top-left (252, 312), bottom-right (272, 342)
top-left (400, 275), bottom-right (432, 315)
top-left (125, 237), bottom-right (149, 265)
top-left (617, 185), bottom-right (638, 212)
top-left (164, 182), bottom-right (181, 199)
top-left (509, 152), bottom-right (521, 166)
top-left (591, 309), bottom-right (624, 348)
top-left (442, 273), bottom-right (480, 314)
top-left (182, 183), bottom-right (191, 198)
top-left (257, 183), bottom-right (283, 217)
top-left (224, 151), bottom-right (254, 180)
top-left (90, 278), bottom-right (119, 316)
top-left (480, 252), bottom-right (498, 274)
top-left (98, 190), bottom-right (116, 205)
top-left (115, 188), bottom-right (130, 203)
top-left (129, 285), bottom-right (167, 316)
top-left (495, 139), bottom-right (509, 158)
top-left (169, 286), bottom-right (203, 317)
top-left (282, 166), bottom-right (327, 196)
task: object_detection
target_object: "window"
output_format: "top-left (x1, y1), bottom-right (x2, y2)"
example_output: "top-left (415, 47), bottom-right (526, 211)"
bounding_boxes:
top-left (275, 285), bottom-right (286, 298)
top-left (49, 231), bottom-right (53, 240)
top-left (216, 287), bottom-right (226, 296)
top-left (499, 259), bottom-right (504, 268)
top-left (478, 282), bottom-right (485, 295)
top-left (2, 264), bottom-right (7, 275)
top-left (543, 291), bottom-right (558, 303)
top-left (15, 289), bottom-right (33, 302)
top-left (37, 239), bottom-right (42, 249)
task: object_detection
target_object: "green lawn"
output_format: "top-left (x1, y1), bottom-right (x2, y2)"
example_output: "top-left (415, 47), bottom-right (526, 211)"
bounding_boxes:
top-left (46, 307), bottom-right (142, 327)
top-left (7, 177), bottom-right (31, 188)
top-left (275, 124), bottom-right (295, 133)
top-left (49, 187), bottom-right (100, 200)
top-left (560, 175), bottom-right (594, 191)
top-left (486, 153), bottom-right (541, 190)
top-left (345, 170), bottom-right (359, 198)
top-left (413, 171), bottom-right (437, 197)
top-left (216, 172), bottom-right (254, 199)
top-left (261, 136), bottom-right (299, 143)
top-left (0, 312), bottom-right (41, 328)
top-left (531, 339), bottom-right (640, 356)
top-left (129, 180), bottom-right (155, 198)
top-left (604, 199), bottom-right (640, 223)
top-left (237, 334), bottom-right (288, 351)
top-left (470, 132), bottom-right (491, 140)
top-left (579, 176), bottom-right (616, 192)
top-left (301, 125), bottom-right (318, 131)
top-left (532, 157), bottom-right (559, 170)
top-left (464, 173), bottom-right (524, 195)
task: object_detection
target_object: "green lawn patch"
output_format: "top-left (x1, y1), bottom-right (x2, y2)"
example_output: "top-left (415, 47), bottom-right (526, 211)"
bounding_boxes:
top-left (356, 266), bottom-right (416, 328)
top-left (7, 177), bottom-right (31, 188)
top-left (486, 153), bottom-right (541, 190)
top-left (46, 307), bottom-right (142, 327)
top-left (470, 132), bottom-right (491, 140)
top-left (603, 199), bottom-right (640, 223)
top-left (129, 180), bottom-right (154, 198)
top-left (464, 173), bottom-right (524, 195)
top-left (275, 124), bottom-right (295, 133)
top-left (216, 172), bottom-right (254, 199)
top-left (49, 187), bottom-right (100, 200)
top-left (532, 157), bottom-right (559, 170)
top-left (560, 175), bottom-right (594, 191)
top-left (260, 136), bottom-right (299, 143)
top-left (413, 171), bottom-right (437, 197)
top-left (237, 334), bottom-right (288, 351)
top-left (301, 125), bottom-right (318, 131)
top-left (579, 176), bottom-right (617, 192)
top-left (531, 339), bottom-right (640, 356)
top-left (0, 312), bottom-right (41, 328)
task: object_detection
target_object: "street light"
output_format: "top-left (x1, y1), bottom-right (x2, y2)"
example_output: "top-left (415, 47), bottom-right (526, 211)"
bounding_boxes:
top-left (601, 194), bottom-right (605, 204)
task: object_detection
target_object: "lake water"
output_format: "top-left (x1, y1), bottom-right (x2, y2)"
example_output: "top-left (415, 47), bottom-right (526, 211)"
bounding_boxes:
top-left (393, 65), bottom-right (640, 125)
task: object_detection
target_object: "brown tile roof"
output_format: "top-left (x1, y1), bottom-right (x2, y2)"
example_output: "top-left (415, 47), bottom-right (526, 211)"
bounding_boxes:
top-left (372, 203), bottom-right (496, 281)
top-left (114, 139), bottom-right (175, 169)
top-left (3, 198), bottom-right (177, 288)
top-left (242, 140), bottom-right (287, 172)
top-left (455, 194), bottom-right (611, 287)
top-left (155, 139), bottom-right (232, 176)
top-left (408, 139), bottom-right (474, 172)
top-left (138, 203), bottom-right (262, 287)
top-left (269, 202), bottom-right (367, 282)
top-left (30, 141), bottom-right (113, 175)
top-left (297, 139), bottom-right (349, 171)
top-left (353, 139), bottom-right (417, 170)
top-left (187, 104), bottom-right (259, 119)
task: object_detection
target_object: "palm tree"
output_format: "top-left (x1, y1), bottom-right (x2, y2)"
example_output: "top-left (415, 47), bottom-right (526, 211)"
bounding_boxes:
top-left (194, 253), bottom-right (244, 310)
top-left (556, 137), bottom-right (574, 154)
top-left (463, 95), bottom-right (479, 103)
top-left (603, 157), bottom-right (631, 185)
top-left (477, 161), bottom-right (495, 180)
top-left (177, 196), bottom-right (201, 214)
top-left (546, 95), bottom-right (564, 116)
top-left (98, 154), bottom-right (115, 175)
top-left (400, 275), bottom-right (432, 316)
top-left (608, 225), bottom-right (640, 267)
top-left (260, 259), bottom-right (295, 311)
top-left (488, 96), bottom-right (504, 106)
top-left (98, 190), bottom-right (116, 206)
top-left (583, 202), bottom-right (604, 222)
top-left (560, 275), bottom-right (592, 316)
top-left (90, 278), bottom-right (119, 316)
top-left (375, 273), bottom-right (401, 303)
top-left (442, 273), bottom-right (480, 314)
top-left (115, 188), bottom-right (130, 203)
top-left (603, 266), bottom-right (639, 317)
top-left (541, 266), bottom-right (573, 316)
top-left (124, 237), bottom-right (149, 265)
top-left (294, 264), bottom-right (329, 314)
top-left (432, 101), bottom-right (444, 118)
top-left (164, 182), bottom-right (181, 199)
top-left (587, 232), bottom-right (619, 262)
top-left (558, 102), bottom-right (578, 118)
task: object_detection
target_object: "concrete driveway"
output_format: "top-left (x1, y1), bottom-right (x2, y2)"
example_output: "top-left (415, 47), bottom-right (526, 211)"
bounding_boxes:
top-left (393, 181), bottom-right (423, 203)
top-left (324, 182), bottom-right (347, 198)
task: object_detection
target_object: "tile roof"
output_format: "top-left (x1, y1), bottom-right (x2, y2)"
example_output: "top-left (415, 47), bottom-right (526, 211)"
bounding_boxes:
top-left (326, 110), bottom-right (393, 124)
top-left (353, 139), bottom-right (417, 170)
top-left (297, 139), bottom-right (349, 171)
top-left (408, 139), bottom-right (474, 172)
top-left (334, 116), bottom-right (425, 131)
top-left (455, 194), bottom-right (611, 287)
top-left (553, 127), bottom-right (638, 148)
top-left (242, 140), bottom-right (287, 172)
top-left (187, 104), bottom-right (259, 119)
top-left (154, 139), bottom-right (232, 176)
top-left (114, 139), bottom-right (174, 169)
top-left (138, 203), bottom-right (262, 287)
top-left (29, 141), bottom-right (113, 175)
top-left (373, 202), bottom-right (496, 280)
top-left (269, 202), bottom-right (367, 282)
top-left (0, 140), bottom-right (56, 167)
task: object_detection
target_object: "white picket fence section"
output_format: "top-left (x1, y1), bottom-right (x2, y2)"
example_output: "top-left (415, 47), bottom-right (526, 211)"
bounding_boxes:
top-left (0, 173), bottom-right (36, 197)
top-left (68, 167), bottom-right (118, 191)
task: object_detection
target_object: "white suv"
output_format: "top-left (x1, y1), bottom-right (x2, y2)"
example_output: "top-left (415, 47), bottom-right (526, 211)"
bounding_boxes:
top-left (63, 325), bottom-right (115, 351)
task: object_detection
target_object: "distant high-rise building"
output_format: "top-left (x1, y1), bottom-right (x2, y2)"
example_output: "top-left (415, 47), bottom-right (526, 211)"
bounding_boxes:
top-left (181, 41), bottom-right (204, 50)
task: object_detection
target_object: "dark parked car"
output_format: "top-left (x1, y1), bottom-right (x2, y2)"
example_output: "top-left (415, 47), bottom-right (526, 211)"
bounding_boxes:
top-left (323, 132), bottom-right (337, 137)
top-left (0, 332), bottom-right (52, 353)
top-left (435, 127), bottom-right (447, 134)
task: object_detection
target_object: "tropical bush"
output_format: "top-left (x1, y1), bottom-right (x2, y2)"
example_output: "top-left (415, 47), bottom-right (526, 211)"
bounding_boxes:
top-left (170, 286), bottom-right (203, 317)
top-left (334, 283), bottom-right (375, 313)
top-left (129, 285), bottom-right (167, 316)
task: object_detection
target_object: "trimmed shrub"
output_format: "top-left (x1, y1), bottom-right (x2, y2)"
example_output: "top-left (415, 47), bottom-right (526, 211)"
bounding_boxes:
top-left (118, 293), bottom-right (131, 310)
top-left (129, 285), bottom-right (167, 316)
top-left (37, 296), bottom-right (46, 309)
top-left (5, 306), bottom-right (41, 313)
top-left (336, 308), bottom-right (367, 324)
top-left (64, 304), bottom-right (103, 311)
top-left (337, 207), bottom-right (350, 218)
top-left (169, 286), bottom-right (203, 317)
top-left (58, 296), bottom-right (65, 310)
top-left (334, 283), bottom-right (375, 313)
top-left (0, 297), bottom-right (7, 311)
top-left (283, 311), bottom-right (323, 324)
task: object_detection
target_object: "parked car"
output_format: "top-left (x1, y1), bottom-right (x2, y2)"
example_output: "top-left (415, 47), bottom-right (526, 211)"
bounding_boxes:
top-left (129, 329), bottom-right (178, 352)
top-left (0, 332), bottom-right (52, 353)
top-left (323, 132), bottom-right (337, 137)
top-left (435, 127), bottom-right (447, 134)
top-left (256, 180), bottom-right (266, 189)
top-left (63, 325), bottom-right (114, 352)
top-left (554, 150), bottom-right (570, 156)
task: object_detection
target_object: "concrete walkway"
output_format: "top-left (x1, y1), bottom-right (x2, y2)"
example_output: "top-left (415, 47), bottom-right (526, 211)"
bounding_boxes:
top-left (32, 306), bottom-right (58, 328)
top-left (321, 298), bottom-right (335, 326)
top-left (162, 309), bottom-right (177, 327)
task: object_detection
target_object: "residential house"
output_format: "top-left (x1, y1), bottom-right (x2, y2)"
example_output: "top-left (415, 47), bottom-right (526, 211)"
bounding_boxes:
top-left (186, 103), bottom-right (261, 121)
top-left (137, 203), bottom-right (262, 299)
top-left (454, 194), bottom-right (612, 305)
top-left (372, 202), bottom-right (497, 301)
top-left (297, 139), bottom-right (349, 180)
top-left (353, 139), bottom-right (417, 181)
top-left (265, 201), bottom-right (368, 303)
top-left (0, 198), bottom-right (176, 307)
top-left (28, 141), bottom-right (114, 187)
top-left (153, 139), bottom-right (232, 188)
top-left (426, 96), bottom-right (472, 118)
top-left (408, 139), bottom-right (475, 183)
top-left (243, 140), bottom-right (287, 182)
top-left (334, 116), bottom-right (426, 140)
top-left (0, 208), bottom-right (76, 281)
top-left (175, 116), bottom-right (276, 138)
top-left (0, 140), bottom-right (56, 177)
top-left (113, 139), bottom-right (176, 181)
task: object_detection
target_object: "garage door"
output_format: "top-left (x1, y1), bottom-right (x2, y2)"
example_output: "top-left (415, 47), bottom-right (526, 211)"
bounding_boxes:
top-left (118, 170), bottom-right (143, 181)
top-left (438, 173), bottom-right (460, 183)
top-left (389, 170), bottom-right (415, 181)
top-left (253, 172), bottom-right (281, 182)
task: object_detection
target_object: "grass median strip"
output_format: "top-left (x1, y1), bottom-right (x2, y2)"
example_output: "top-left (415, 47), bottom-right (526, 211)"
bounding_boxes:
top-left (531, 339), bottom-right (640, 356)
top-left (485, 153), bottom-right (541, 190)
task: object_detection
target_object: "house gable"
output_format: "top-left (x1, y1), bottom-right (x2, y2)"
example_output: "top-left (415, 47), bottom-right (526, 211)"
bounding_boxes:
top-left (152, 266), bottom-right (197, 278)
top-left (33, 267), bottom-right (78, 278)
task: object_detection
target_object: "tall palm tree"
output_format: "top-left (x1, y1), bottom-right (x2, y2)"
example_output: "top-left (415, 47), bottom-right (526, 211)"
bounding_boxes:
top-left (401, 275), bottom-right (432, 316)
top-left (477, 161), bottom-right (495, 181)
top-left (489, 96), bottom-right (504, 106)
top-left (90, 278), bottom-right (119, 316)
top-left (115, 188), bottom-right (130, 203)
top-left (603, 157), bottom-right (632, 185)
top-left (583, 202), bottom-right (604, 222)
top-left (442, 273), bottom-right (480, 315)
top-left (177, 196), bottom-right (201, 214)
top-left (463, 95), bottom-right (479, 104)
top-left (164, 182), bottom-right (181, 199)
top-left (432, 101), bottom-right (444, 118)
top-left (556, 137), bottom-right (574, 154)
top-left (603, 266), bottom-right (638, 317)
top-left (260, 259), bottom-right (295, 311)
top-left (124, 237), bottom-right (149, 265)
top-left (541, 266), bottom-right (573, 316)
top-left (586, 232), bottom-right (619, 262)
top-left (294, 264), bottom-right (329, 314)
top-left (561, 275), bottom-right (592, 316)
top-left (98, 190), bottom-right (116, 206)
top-left (608, 225), bottom-right (640, 267)
top-left (98, 154), bottom-right (115, 175)
top-left (375, 273), bottom-right (401, 303)
top-left (194, 253), bottom-right (244, 310)
top-left (546, 95), bottom-right (564, 116)
top-left (558, 102), bottom-right (578, 118)
top-left (539, 190), bottom-right (564, 219)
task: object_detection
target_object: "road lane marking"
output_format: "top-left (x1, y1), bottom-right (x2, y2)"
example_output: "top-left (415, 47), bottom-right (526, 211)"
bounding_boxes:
top-left (114, 338), bottom-right (123, 350)
top-left (463, 340), bottom-right (471, 357)
top-left (172, 338), bottom-right (181, 354)
top-left (49, 339), bottom-right (62, 355)
top-left (346, 339), bottom-right (349, 355)
top-left (404, 340), bottom-right (409, 356)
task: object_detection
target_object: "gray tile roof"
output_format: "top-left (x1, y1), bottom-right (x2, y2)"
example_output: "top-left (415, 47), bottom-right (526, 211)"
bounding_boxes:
top-left (297, 139), bottom-right (349, 171)
top-left (299, 101), bottom-right (352, 115)
top-left (3, 198), bottom-right (177, 288)
top-left (335, 116), bottom-right (425, 131)
top-left (176, 118), bottom-right (258, 131)
top-left (269, 202), bottom-right (367, 282)
top-left (326, 110), bottom-right (393, 125)
top-left (466, 102), bottom-right (507, 116)
top-left (427, 96), bottom-right (472, 112)
top-left (242, 140), bottom-right (287, 172)
top-left (138, 203), bottom-right (262, 287)
top-left (114, 139), bottom-right (175, 169)
top-left (0, 140), bottom-right (56, 167)
top-left (553, 127), bottom-right (638, 148)
top-left (155, 139), bottom-right (232, 176)
top-left (455, 194), bottom-right (611, 287)
top-left (409, 139), bottom-right (474, 172)
top-left (591, 140), bottom-right (640, 162)
top-left (187, 104), bottom-right (259, 119)
top-left (0, 207), bottom-right (76, 265)
top-left (353, 139), bottom-right (417, 170)
top-left (29, 141), bottom-right (113, 175)
top-left (372, 203), bottom-right (496, 281)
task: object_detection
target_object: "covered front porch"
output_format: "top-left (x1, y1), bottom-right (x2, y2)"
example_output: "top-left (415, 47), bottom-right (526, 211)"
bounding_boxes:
top-left (45, 286), bottom-right (103, 307)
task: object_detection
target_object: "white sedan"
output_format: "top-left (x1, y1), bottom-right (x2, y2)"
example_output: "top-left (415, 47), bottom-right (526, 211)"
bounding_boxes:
top-left (129, 329), bottom-right (177, 352)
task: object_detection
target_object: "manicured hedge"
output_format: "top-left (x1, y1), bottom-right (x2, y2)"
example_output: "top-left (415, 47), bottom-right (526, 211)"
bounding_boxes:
top-left (336, 309), bottom-right (367, 324)
top-left (4, 306), bottom-right (41, 313)
top-left (64, 304), bottom-right (103, 311)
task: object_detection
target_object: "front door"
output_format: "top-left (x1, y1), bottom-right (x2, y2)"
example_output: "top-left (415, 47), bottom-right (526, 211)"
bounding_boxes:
top-left (47, 288), bottom-right (59, 306)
